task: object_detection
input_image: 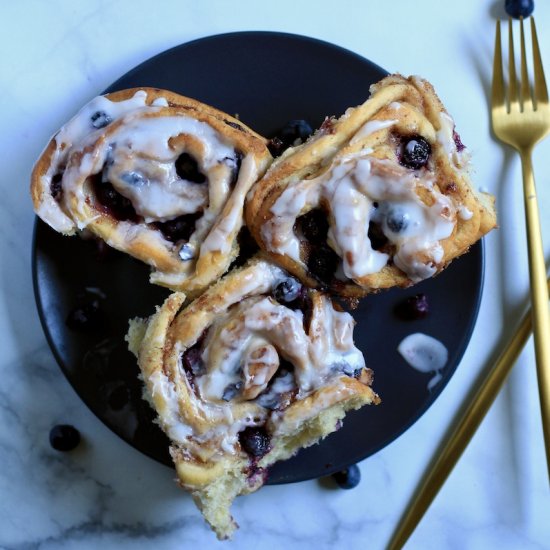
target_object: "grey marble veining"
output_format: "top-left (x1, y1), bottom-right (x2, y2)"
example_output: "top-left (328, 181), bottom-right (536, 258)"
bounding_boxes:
top-left (2, 1), bottom-right (550, 548)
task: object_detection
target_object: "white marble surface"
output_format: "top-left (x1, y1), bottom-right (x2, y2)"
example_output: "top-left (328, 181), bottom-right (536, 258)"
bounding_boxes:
top-left (1, 1), bottom-right (550, 548)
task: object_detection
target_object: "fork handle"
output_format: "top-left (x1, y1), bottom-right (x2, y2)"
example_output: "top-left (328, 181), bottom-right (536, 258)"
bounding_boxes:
top-left (521, 150), bottom-right (550, 483)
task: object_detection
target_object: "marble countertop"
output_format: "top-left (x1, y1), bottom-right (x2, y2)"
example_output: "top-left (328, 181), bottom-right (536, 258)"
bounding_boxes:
top-left (2, 1), bottom-right (550, 548)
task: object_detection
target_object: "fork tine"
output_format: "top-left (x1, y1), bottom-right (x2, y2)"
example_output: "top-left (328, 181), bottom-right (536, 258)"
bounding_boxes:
top-left (519, 17), bottom-right (533, 111)
top-left (508, 19), bottom-right (518, 110)
top-left (492, 20), bottom-right (506, 108)
top-left (531, 17), bottom-right (549, 109)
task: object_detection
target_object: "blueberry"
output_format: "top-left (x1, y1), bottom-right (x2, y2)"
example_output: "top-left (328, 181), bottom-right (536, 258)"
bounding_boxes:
top-left (155, 213), bottom-right (201, 243)
top-left (274, 277), bottom-right (302, 303)
top-left (505, 0), bottom-right (534, 18)
top-left (49, 424), bottom-right (81, 451)
top-left (400, 135), bottom-right (431, 169)
top-left (222, 382), bottom-right (242, 401)
top-left (182, 346), bottom-right (203, 377)
top-left (394, 293), bottom-right (430, 320)
top-left (66, 299), bottom-right (102, 331)
top-left (92, 175), bottom-right (138, 222)
top-left (332, 464), bottom-right (361, 489)
top-left (90, 111), bottom-right (113, 129)
top-left (452, 130), bottom-right (466, 152)
top-left (50, 173), bottom-right (63, 201)
top-left (298, 208), bottom-right (330, 241)
top-left (179, 243), bottom-right (195, 261)
top-left (119, 171), bottom-right (148, 186)
top-left (386, 208), bottom-right (409, 234)
top-left (175, 153), bottom-right (206, 183)
top-left (307, 246), bottom-right (340, 284)
top-left (239, 427), bottom-right (271, 457)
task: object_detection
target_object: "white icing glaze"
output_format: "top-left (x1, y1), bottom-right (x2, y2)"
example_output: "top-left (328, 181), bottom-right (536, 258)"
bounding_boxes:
top-left (263, 154), bottom-right (457, 283)
top-left (148, 261), bottom-right (366, 456)
top-left (458, 205), bottom-right (473, 220)
top-left (350, 119), bottom-right (396, 144)
top-left (397, 332), bottom-right (448, 390)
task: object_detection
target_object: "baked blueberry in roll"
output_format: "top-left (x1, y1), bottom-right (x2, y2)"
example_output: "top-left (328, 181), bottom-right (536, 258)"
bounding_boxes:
top-left (126, 257), bottom-right (379, 539)
top-left (245, 75), bottom-right (497, 297)
top-left (31, 88), bottom-right (272, 294)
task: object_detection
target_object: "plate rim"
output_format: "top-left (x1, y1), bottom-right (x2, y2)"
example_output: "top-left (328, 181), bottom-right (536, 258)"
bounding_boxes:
top-left (31, 30), bottom-right (486, 483)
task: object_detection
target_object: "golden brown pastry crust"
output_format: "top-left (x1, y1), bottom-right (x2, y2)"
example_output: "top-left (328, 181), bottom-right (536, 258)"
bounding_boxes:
top-left (245, 75), bottom-right (497, 297)
top-left (31, 87), bottom-right (272, 294)
top-left (127, 257), bottom-right (379, 539)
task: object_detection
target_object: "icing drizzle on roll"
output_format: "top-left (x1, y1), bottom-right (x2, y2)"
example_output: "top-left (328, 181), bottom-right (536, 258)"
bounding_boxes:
top-left (262, 153), bottom-right (456, 283)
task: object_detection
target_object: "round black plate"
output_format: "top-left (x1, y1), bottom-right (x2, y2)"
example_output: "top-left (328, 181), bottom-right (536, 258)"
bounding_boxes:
top-left (32, 32), bottom-right (484, 484)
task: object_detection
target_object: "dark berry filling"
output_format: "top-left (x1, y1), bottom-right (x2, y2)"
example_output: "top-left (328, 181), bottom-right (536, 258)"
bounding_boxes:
top-left (273, 277), bottom-right (302, 303)
top-left (268, 137), bottom-right (285, 157)
top-left (49, 424), bottom-right (81, 451)
top-left (154, 212), bottom-right (201, 243)
top-left (66, 297), bottom-right (103, 331)
top-left (224, 119), bottom-right (245, 132)
top-left (297, 208), bottom-right (330, 241)
top-left (307, 246), bottom-right (340, 285)
top-left (228, 151), bottom-right (243, 187)
top-left (90, 111), bottom-right (113, 129)
top-left (51, 173), bottom-right (63, 201)
top-left (175, 153), bottom-right (206, 183)
top-left (399, 135), bottom-right (431, 169)
top-left (239, 426), bottom-right (271, 458)
top-left (368, 221), bottom-right (388, 251)
top-left (452, 129), bottom-right (466, 152)
top-left (181, 336), bottom-right (206, 390)
top-left (92, 174), bottom-right (139, 222)
top-left (229, 226), bottom-right (260, 270)
top-left (394, 293), bottom-right (430, 320)
top-left (332, 464), bottom-right (361, 489)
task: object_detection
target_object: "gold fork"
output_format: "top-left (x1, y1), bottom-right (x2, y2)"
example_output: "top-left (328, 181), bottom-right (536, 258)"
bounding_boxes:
top-left (492, 17), bottom-right (550, 480)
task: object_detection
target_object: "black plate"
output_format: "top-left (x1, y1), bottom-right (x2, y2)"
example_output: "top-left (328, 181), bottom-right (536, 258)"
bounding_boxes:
top-left (32, 31), bottom-right (484, 484)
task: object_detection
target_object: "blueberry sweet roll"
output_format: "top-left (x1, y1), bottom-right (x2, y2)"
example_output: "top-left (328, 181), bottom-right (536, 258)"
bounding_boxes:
top-left (31, 88), bottom-right (272, 293)
top-left (126, 258), bottom-right (379, 539)
top-left (246, 75), bottom-right (497, 297)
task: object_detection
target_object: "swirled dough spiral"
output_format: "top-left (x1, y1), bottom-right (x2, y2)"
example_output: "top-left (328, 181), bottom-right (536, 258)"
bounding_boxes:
top-left (246, 75), bottom-right (497, 297)
top-left (31, 88), bottom-right (272, 293)
top-left (126, 258), bottom-right (379, 539)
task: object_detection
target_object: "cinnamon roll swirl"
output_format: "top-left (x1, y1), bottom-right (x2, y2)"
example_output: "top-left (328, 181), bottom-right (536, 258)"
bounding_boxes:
top-left (246, 75), bottom-right (497, 296)
top-left (126, 258), bottom-right (379, 539)
top-left (31, 88), bottom-right (272, 293)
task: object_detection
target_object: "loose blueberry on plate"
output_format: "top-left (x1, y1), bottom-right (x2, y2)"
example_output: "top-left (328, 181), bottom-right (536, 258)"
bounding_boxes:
top-left (239, 427), bottom-right (271, 457)
top-left (332, 464), bottom-right (361, 489)
top-left (505, 0), bottom-right (534, 19)
top-left (394, 293), bottom-right (430, 320)
top-left (49, 424), bottom-right (81, 451)
top-left (399, 135), bottom-right (431, 169)
top-left (269, 119), bottom-right (314, 156)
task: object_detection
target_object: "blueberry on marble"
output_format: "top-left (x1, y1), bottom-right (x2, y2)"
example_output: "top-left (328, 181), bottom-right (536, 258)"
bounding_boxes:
top-left (49, 424), bottom-right (81, 451)
top-left (505, 0), bottom-right (534, 18)
top-left (332, 464), bottom-right (361, 489)
top-left (239, 427), bottom-right (271, 457)
top-left (90, 111), bottom-right (113, 129)
top-left (120, 171), bottom-right (148, 186)
top-left (385, 207), bottom-right (409, 234)
top-left (274, 277), bottom-right (302, 303)
top-left (400, 135), bottom-right (431, 169)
